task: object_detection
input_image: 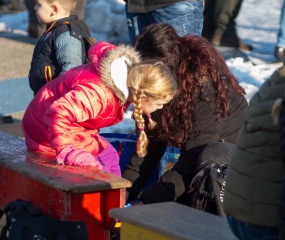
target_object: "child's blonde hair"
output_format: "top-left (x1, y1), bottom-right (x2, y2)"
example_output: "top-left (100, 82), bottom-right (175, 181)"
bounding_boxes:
top-left (47, 0), bottom-right (77, 14)
top-left (127, 60), bottom-right (177, 157)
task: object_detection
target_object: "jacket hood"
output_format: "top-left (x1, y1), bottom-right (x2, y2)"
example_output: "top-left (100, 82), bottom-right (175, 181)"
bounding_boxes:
top-left (88, 41), bottom-right (141, 103)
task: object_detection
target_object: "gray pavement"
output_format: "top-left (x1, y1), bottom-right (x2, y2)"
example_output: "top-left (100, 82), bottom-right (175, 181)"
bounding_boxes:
top-left (0, 31), bottom-right (36, 121)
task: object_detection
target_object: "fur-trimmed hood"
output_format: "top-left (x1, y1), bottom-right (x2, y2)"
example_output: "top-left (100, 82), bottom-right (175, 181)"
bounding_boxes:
top-left (88, 41), bottom-right (141, 103)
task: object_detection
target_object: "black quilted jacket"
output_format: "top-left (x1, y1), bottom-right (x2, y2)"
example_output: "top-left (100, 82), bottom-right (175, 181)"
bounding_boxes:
top-left (28, 15), bottom-right (90, 95)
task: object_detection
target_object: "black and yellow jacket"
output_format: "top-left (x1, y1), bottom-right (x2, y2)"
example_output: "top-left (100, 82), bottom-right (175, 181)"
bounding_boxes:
top-left (28, 15), bottom-right (91, 95)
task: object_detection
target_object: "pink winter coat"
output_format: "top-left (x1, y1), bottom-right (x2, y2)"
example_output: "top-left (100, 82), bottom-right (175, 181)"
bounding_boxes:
top-left (22, 41), bottom-right (140, 156)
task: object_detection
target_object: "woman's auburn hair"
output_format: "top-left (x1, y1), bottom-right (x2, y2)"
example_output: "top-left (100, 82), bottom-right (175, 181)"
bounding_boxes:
top-left (135, 23), bottom-right (246, 148)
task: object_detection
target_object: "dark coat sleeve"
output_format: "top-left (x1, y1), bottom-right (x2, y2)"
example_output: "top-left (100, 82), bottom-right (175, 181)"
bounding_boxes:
top-left (122, 138), bottom-right (167, 202)
top-left (140, 142), bottom-right (235, 204)
top-left (140, 155), bottom-right (197, 203)
top-left (280, 177), bottom-right (285, 240)
top-left (279, 99), bottom-right (285, 240)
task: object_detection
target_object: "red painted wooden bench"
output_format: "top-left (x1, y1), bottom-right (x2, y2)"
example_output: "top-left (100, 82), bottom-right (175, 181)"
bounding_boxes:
top-left (0, 131), bottom-right (131, 240)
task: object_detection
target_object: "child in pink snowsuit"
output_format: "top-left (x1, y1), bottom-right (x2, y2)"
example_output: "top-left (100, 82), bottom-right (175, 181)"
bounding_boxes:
top-left (22, 41), bottom-right (177, 177)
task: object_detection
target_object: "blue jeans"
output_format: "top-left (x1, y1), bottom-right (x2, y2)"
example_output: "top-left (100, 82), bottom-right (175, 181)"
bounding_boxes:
top-left (125, 0), bottom-right (204, 45)
top-left (226, 215), bottom-right (279, 240)
top-left (277, 1), bottom-right (285, 48)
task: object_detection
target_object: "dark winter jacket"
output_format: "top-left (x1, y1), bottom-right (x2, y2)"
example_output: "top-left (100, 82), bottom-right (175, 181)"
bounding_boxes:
top-left (123, 82), bottom-right (248, 203)
top-left (124, 0), bottom-right (185, 13)
top-left (224, 64), bottom-right (285, 227)
top-left (28, 15), bottom-right (91, 95)
top-left (279, 98), bottom-right (285, 239)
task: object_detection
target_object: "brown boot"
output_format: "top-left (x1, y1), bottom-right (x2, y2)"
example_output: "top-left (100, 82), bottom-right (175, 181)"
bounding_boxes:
top-left (237, 40), bottom-right (253, 51)
top-left (211, 34), bottom-right (253, 51)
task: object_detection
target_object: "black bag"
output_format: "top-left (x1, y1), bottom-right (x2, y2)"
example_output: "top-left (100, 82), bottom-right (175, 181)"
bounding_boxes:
top-left (0, 199), bottom-right (88, 240)
top-left (189, 162), bottom-right (228, 217)
top-left (188, 142), bottom-right (235, 217)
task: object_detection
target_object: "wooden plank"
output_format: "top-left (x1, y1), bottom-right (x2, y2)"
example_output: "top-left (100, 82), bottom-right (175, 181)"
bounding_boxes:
top-left (109, 202), bottom-right (238, 240)
top-left (0, 131), bottom-right (132, 192)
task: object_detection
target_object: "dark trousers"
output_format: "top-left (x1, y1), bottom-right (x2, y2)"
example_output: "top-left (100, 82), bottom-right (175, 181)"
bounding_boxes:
top-left (227, 215), bottom-right (279, 240)
top-left (202, 0), bottom-right (243, 42)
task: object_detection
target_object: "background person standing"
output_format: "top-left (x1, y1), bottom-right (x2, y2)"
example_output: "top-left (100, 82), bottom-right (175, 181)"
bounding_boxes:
top-left (275, 1), bottom-right (285, 62)
top-left (202, 0), bottom-right (252, 51)
top-left (124, 0), bottom-right (204, 45)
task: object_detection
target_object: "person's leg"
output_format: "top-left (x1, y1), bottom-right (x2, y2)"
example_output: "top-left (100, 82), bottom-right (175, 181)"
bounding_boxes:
top-left (218, 0), bottom-right (252, 50)
top-left (73, 0), bottom-right (87, 20)
top-left (125, 4), bottom-right (155, 45)
top-left (277, 1), bottom-right (285, 48)
top-left (203, 0), bottom-right (252, 51)
top-left (210, 0), bottom-right (242, 47)
top-left (152, 0), bottom-right (204, 36)
top-left (201, 0), bottom-right (216, 40)
top-left (96, 136), bottom-right (121, 177)
top-left (211, 0), bottom-right (243, 39)
top-left (275, 1), bottom-right (285, 62)
top-left (227, 215), bottom-right (279, 240)
top-left (25, 0), bottom-right (46, 38)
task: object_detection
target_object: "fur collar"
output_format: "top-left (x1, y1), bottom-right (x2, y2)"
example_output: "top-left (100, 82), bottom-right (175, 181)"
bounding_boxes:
top-left (99, 44), bottom-right (141, 104)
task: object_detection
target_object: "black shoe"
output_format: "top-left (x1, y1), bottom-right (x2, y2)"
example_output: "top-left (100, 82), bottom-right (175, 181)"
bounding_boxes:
top-left (275, 46), bottom-right (285, 62)
top-left (110, 221), bottom-right (121, 240)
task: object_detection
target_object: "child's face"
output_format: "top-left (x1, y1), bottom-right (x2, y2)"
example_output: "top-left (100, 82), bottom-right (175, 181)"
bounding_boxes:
top-left (141, 95), bottom-right (173, 115)
top-left (34, 0), bottom-right (53, 24)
